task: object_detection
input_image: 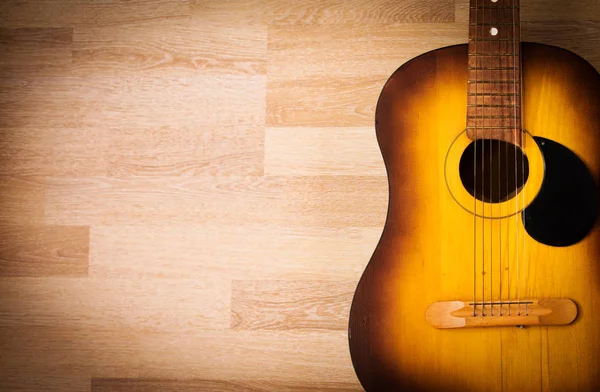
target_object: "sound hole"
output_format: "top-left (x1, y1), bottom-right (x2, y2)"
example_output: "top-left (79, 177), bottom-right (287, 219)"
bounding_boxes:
top-left (459, 139), bottom-right (529, 203)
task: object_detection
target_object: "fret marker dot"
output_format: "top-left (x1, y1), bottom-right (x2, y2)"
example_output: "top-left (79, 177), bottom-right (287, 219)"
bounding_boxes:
top-left (490, 27), bottom-right (499, 36)
top-left (491, 0), bottom-right (499, 2)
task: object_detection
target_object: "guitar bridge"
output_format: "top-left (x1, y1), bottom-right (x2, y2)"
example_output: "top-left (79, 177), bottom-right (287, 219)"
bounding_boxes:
top-left (425, 299), bottom-right (577, 329)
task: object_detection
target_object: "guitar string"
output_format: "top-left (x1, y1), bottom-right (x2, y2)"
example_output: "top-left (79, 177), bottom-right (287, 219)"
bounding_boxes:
top-left (494, 0), bottom-right (501, 317)
top-left (517, 0), bottom-right (528, 316)
top-left (481, 0), bottom-right (486, 317)
top-left (496, 0), bottom-right (506, 317)
top-left (473, 0), bottom-right (479, 317)
top-left (501, 0), bottom-right (508, 316)
top-left (488, 0), bottom-right (493, 317)
top-left (512, 0), bottom-right (521, 316)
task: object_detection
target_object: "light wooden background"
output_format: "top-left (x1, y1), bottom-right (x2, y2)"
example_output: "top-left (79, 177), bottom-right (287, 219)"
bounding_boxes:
top-left (1, 1), bottom-right (599, 391)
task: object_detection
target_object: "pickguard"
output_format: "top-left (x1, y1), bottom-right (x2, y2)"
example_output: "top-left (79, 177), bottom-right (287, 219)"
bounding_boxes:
top-left (523, 137), bottom-right (598, 247)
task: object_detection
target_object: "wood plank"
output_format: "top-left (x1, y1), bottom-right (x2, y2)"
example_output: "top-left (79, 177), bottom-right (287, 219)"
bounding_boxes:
top-left (0, 75), bottom-right (265, 129)
top-left (0, 278), bottom-right (229, 330)
top-left (0, 225), bottom-right (88, 277)
top-left (268, 24), bottom-right (467, 80)
top-left (192, 0), bottom-right (455, 25)
top-left (265, 127), bottom-right (384, 176)
top-left (89, 225), bottom-right (378, 280)
top-left (0, 177), bottom-right (45, 225)
top-left (267, 77), bottom-right (380, 127)
top-left (91, 378), bottom-right (362, 392)
top-left (0, 124), bottom-right (263, 177)
top-left (0, 28), bottom-right (72, 77)
top-left (266, 24), bottom-right (466, 126)
top-left (0, 326), bottom-right (358, 383)
top-left (231, 280), bottom-right (355, 330)
top-left (0, 0), bottom-right (190, 28)
top-left (82, 75), bottom-right (265, 128)
top-left (44, 176), bottom-right (388, 227)
top-left (107, 125), bottom-right (263, 177)
top-left (0, 126), bottom-right (109, 176)
top-left (72, 18), bottom-right (267, 77)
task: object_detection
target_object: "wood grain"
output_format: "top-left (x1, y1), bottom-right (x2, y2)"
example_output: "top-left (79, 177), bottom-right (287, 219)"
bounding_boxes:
top-left (0, 75), bottom-right (265, 129)
top-left (0, 0), bottom-right (599, 390)
top-left (1, 326), bottom-right (357, 383)
top-left (0, 177), bottom-right (45, 225)
top-left (0, 126), bottom-right (110, 176)
top-left (0, 28), bottom-right (72, 77)
top-left (89, 225), bottom-right (379, 280)
top-left (192, 0), bottom-right (455, 25)
top-left (265, 127), bottom-right (384, 176)
top-left (0, 0), bottom-right (191, 28)
top-left (268, 24), bottom-right (467, 80)
top-left (0, 277), bottom-right (229, 330)
top-left (231, 280), bottom-right (355, 330)
top-left (106, 125), bottom-right (264, 177)
top-left (522, 21), bottom-right (600, 68)
top-left (91, 378), bottom-right (363, 392)
top-left (44, 176), bottom-right (388, 227)
top-left (0, 75), bottom-right (265, 176)
top-left (72, 18), bottom-right (267, 76)
top-left (266, 24), bottom-right (467, 127)
top-left (0, 370), bottom-right (89, 392)
top-left (0, 225), bottom-right (88, 277)
top-left (456, 0), bottom-right (600, 29)
top-left (267, 77), bottom-right (381, 127)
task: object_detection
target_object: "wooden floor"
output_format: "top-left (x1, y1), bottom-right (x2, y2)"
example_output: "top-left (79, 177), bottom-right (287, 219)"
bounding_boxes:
top-left (1, 1), bottom-right (599, 391)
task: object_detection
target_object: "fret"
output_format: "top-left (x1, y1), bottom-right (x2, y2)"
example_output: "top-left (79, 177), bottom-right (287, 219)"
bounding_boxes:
top-left (469, 6), bottom-right (520, 9)
top-left (469, 70), bottom-right (520, 81)
top-left (467, 115), bottom-right (518, 119)
top-left (468, 107), bottom-right (521, 117)
top-left (469, 22), bottom-right (519, 25)
top-left (469, 42), bottom-right (517, 55)
top-left (468, 52), bottom-right (520, 56)
top-left (468, 66), bottom-right (520, 71)
top-left (469, 67), bottom-right (517, 70)
top-left (467, 118), bottom-right (521, 128)
top-left (468, 95), bottom-right (518, 106)
top-left (470, 39), bottom-right (519, 42)
top-left (467, 104), bottom-right (519, 107)
top-left (468, 93), bottom-right (520, 96)
top-left (468, 83), bottom-right (520, 94)
top-left (469, 55), bottom-right (517, 68)
top-left (469, 0), bottom-right (519, 7)
top-left (467, 126), bottom-right (519, 129)
top-left (468, 80), bottom-right (518, 84)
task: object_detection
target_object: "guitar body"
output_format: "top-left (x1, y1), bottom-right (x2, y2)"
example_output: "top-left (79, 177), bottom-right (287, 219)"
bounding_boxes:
top-left (348, 43), bottom-right (600, 391)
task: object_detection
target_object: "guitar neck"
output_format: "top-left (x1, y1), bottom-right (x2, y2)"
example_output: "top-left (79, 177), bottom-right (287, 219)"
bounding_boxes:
top-left (467, 0), bottom-right (522, 144)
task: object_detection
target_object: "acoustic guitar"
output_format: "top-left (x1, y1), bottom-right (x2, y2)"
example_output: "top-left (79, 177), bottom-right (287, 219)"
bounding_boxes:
top-left (348, 0), bottom-right (600, 390)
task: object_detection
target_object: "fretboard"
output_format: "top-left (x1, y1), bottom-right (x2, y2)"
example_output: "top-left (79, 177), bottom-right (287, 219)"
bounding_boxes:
top-left (467, 0), bottom-right (521, 144)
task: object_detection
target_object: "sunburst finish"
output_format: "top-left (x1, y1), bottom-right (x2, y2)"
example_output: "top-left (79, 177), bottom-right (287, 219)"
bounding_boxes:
top-left (348, 43), bottom-right (600, 391)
